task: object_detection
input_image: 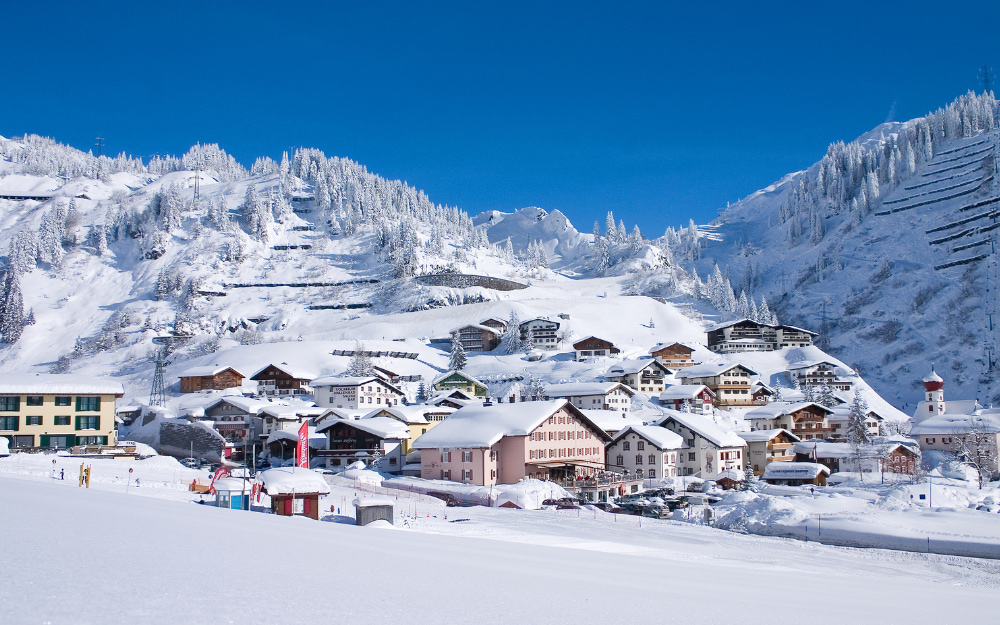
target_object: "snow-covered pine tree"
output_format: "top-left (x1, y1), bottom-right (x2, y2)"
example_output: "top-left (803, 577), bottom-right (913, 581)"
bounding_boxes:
top-left (240, 184), bottom-right (271, 242)
top-left (346, 342), bottom-right (375, 377)
top-left (736, 291), bottom-right (750, 319)
top-left (7, 231), bottom-right (37, 275)
top-left (817, 382), bottom-right (837, 408)
top-left (758, 297), bottom-right (773, 326)
top-left (449, 335), bottom-right (467, 370)
top-left (160, 183), bottom-right (183, 232)
top-left (605, 211), bottom-right (617, 244)
top-left (94, 225), bottom-right (109, 257)
top-left (0, 271), bottom-right (26, 344)
top-left (748, 297), bottom-right (759, 323)
top-left (847, 389), bottom-right (870, 445)
top-left (501, 311), bottom-right (522, 354)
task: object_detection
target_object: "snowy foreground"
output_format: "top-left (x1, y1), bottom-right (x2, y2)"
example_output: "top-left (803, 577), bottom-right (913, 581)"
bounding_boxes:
top-left (2, 457), bottom-right (999, 624)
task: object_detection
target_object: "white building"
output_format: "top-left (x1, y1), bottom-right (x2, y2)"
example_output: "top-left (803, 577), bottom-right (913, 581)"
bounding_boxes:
top-left (311, 376), bottom-right (405, 410)
top-left (605, 424), bottom-right (684, 480)
top-left (654, 410), bottom-right (747, 479)
top-left (543, 382), bottom-right (634, 412)
top-left (604, 359), bottom-right (672, 394)
top-left (519, 318), bottom-right (561, 350)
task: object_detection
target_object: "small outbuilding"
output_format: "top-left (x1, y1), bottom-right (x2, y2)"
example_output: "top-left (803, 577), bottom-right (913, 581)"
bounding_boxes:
top-left (213, 477), bottom-right (250, 510)
top-left (257, 467), bottom-right (331, 520)
top-left (762, 462), bottom-right (830, 486)
top-left (354, 496), bottom-right (395, 526)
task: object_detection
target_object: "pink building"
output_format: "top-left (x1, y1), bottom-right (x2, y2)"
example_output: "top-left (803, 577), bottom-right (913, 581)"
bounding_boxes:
top-left (412, 399), bottom-right (611, 486)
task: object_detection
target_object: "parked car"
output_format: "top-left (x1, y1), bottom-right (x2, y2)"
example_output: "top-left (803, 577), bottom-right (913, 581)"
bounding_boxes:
top-left (426, 491), bottom-right (461, 507)
top-left (641, 506), bottom-right (673, 519)
top-left (589, 502), bottom-right (623, 513)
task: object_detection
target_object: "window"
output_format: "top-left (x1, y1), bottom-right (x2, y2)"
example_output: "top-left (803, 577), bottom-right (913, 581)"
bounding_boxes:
top-left (76, 416), bottom-right (99, 430)
top-left (0, 416), bottom-right (18, 431)
top-left (54, 416), bottom-right (71, 426)
top-left (26, 416), bottom-right (42, 426)
top-left (55, 396), bottom-right (71, 406)
top-left (623, 441), bottom-right (630, 451)
top-left (490, 450), bottom-right (497, 461)
top-left (442, 451), bottom-right (451, 462)
top-left (0, 396), bottom-right (19, 411)
top-left (75, 397), bottom-right (100, 412)
top-left (635, 454), bottom-right (643, 465)
top-left (76, 436), bottom-right (105, 445)
top-left (26, 396), bottom-right (43, 406)
top-left (637, 441), bottom-right (645, 451)
top-left (616, 455), bottom-right (623, 465)
top-left (462, 451), bottom-right (472, 463)
top-left (648, 469), bottom-right (656, 478)
top-left (389, 457), bottom-right (397, 465)
top-left (648, 454), bottom-right (655, 465)
top-left (688, 452), bottom-right (696, 461)
top-left (463, 469), bottom-right (472, 481)
top-left (441, 470), bottom-right (451, 480)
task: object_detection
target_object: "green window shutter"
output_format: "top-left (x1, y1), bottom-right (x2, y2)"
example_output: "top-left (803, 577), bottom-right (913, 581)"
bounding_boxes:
top-left (75, 397), bottom-right (82, 411)
top-left (95, 416), bottom-right (100, 431)
top-left (94, 398), bottom-right (101, 411)
top-left (75, 416), bottom-right (81, 431)
top-left (40, 435), bottom-right (49, 448)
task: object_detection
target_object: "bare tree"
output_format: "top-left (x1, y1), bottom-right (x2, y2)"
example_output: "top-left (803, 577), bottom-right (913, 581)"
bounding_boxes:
top-left (951, 417), bottom-right (999, 489)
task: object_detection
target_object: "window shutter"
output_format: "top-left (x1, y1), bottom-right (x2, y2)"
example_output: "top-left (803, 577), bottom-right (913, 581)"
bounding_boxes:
top-left (75, 416), bottom-right (81, 431)
top-left (75, 397), bottom-right (82, 411)
top-left (94, 416), bottom-right (100, 431)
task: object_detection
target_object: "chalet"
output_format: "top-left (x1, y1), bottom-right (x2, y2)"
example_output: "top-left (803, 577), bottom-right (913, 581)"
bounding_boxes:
top-left (827, 407), bottom-right (882, 441)
top-left (202, 396), bottom-right (270, 459)
top-left (604, 359), bottom-right (672, 394)
top-left (606, 425), bottom-right (684, 480)
top-left (543, 382), bottom-right (634, 412)
top-left (793, 439), bottom-right (920, 475)
top-left (678, 362), bottom-right (758, 408)
top-left (480, 317), bottom-right (508, 332)
top-left (751, 382), bottom-right (775, 405)
top-left (250, 363), bottom-right (316, 397)
top-left (316, 415), bottom-right (409, 471)
top-left (311, 376), bottom-right (404, 410)
top-left (573, 336), bottom-right (620, 361)
top-left (432, 370), bottom-right (488, 398)
top-left (792, 440), bottom-right (847, 474)
top-left (450, 324), bottom-right (502, 352)
top-left (0, 374), bottom-right (124, 449)
top-left (257, 467), bottom-right (330, 520)
top-left (706, 319), bottom-right (817, 354)
top-left (743, 401), bottom-right (835, 441)
top-left (762, 462), bottom-right (829, 486)
top-left (258, 405), bottom-right (326, 443)
top-left (648, 342), bottom-right (696, 368)
top-left (411, 399), bottom-right (611, 486)
top-left (519, 318), bottom-right (561, 350)
top-left (786, 361), bottom-right (853, 391)
top-left (364, 405), bottom-right (454, 453)
top-left (179, 366), bottom-right (245, 393)
top-left (654, 411), bottom-right (747, 479)
top-left (738, 429), bottom-right (800, 475)
top-left (657, 385), bottom-right (715, 414)
top-left (715, 468), bottom-right (747, 490)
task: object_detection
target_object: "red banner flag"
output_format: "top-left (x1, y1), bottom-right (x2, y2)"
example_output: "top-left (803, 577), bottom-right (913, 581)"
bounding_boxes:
top-left (296, 421), bottom-right (309, 469)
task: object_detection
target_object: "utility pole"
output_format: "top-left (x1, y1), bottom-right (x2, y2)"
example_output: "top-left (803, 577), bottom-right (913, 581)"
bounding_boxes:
top-left (94, 136), bottom-right (105, 157)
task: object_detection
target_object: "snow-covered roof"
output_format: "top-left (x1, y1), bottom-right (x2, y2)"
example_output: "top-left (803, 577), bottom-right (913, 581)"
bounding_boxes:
top-left (316, 415), bottom-right (410, 440)
top-left (923, 368), bottom-right (944, 383)
top-left (363, 404), bottom-right (449, 425)
top-left (544, 382), bottom-right (634, 397)
top-left (259, 406), bottom-right (325, 420)
top-left (716, 468), bottom-right (745, 482)
top-left (576, 409), bottom-right (645, 434)
top-left (763, 462), bottom-right (830, 479)
top-left (791, 441), bottom-right (851, 459)
top-left (605, 359), bottom-right (669, 377)
top-left (744, 401), bottom-right (833, 420)
top-left (412, 399), bottom-right (610, 449)
top-left (449, 323), bottom-right (502, 336)
top-left (0, 373), bottom-right (124, 396)
top-left (204, 396), bottom-right (273, 414)
top-left (431, 370), bottom-right (486, 388)
top-left (213, 477), bottom-right (251, 493)
top-left (655, 410), bottom-right (746, 449)
top-left (250, 362), bottom-right (317, 381)
top-left (610, 425), bottom-right (684, 450)
top-left (679, 362), bottom-right (759, 378)
top-left (909, 412), bottom-right (1000, 435)
top-left (181, 365), bottom-right (244, 378)
top-left (785, 360), bottom-right (842, 372)
top-left (266, 427), bottom-right (328, 448)
top-left (353, 496), bottom-right (395, 508)
top-left (658, 384), bottom-right (714, 401)
top-left (737, 428), bottom-right (800, 443)
top-left (310, 376), bottom-right (404, 395)
top-left (257, 467), bottom-right (330, 495)
top-left (649, 341), bottom-right (696, 353)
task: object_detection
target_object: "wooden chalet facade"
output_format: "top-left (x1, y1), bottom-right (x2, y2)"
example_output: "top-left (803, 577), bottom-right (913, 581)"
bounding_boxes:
top-left (745, 402), bottom-right (835, 441)
top-left (738, 429), bottom-right (800, 475)
top-left (649, 342), bottom-right (695, 368)
top-left (605, 359), bottom-right (672, 394)
top-left (432, 370), bottom-right (488, 397)
top-left (678, 363), bottom-right (758, 408)
top-left (250, 363), bottom-right (315, 397)
top-left (451, 324), bottom-right (502, 352)
top-left (573, 337), bottom-right (620, 361)
top-left (179, 366), bottom-right (245, 393)
top-left (787, 361), bottom-right (853, 391)
top-left (706, 319), bottom-right (817, 354)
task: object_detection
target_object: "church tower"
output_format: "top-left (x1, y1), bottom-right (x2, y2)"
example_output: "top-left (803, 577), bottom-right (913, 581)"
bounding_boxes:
top-left (922, 367), bottom-right (946, 417)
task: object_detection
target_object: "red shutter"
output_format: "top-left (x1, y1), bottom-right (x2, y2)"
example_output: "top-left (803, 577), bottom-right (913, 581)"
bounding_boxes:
top-left (283, 498), bottom-right (293, 515)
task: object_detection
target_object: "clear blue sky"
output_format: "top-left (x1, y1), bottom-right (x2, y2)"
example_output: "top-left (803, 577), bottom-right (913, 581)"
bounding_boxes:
top-left (2, 1), bottom-right (996, 234)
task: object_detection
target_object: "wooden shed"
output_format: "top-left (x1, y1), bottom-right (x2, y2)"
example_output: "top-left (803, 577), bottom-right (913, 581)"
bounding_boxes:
top-left (354, 496), bottom-right (395, 526)
top-left (179, 366), bottom-right (245, 393)
top-left (257, 467), bottom-right (331, 520)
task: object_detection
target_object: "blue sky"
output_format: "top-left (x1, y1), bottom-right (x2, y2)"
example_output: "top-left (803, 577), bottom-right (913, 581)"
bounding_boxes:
top-left (2, 1), bottom-right (997, 234)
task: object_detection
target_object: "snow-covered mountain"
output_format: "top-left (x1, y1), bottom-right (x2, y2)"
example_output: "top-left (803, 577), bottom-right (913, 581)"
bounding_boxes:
top-left (1, 91), bottom-right (998, 413)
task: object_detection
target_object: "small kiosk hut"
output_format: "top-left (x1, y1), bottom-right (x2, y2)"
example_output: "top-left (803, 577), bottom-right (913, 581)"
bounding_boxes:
top-left (354, 496), bottom-right (395, 526)
top-left (213, 478), bottom-right (250, 510)
top-left (258, 467), bottom-right (330, 520)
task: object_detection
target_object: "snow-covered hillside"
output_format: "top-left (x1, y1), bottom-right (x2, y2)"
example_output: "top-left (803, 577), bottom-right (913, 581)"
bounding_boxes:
top-left (702, 92), bottom-right (1000, 410)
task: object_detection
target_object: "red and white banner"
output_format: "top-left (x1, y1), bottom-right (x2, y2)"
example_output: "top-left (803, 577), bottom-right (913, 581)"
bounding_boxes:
top-left (208, 466), bottom-right (230, 494)
top-left (296, 421), bottom-right (309, 469)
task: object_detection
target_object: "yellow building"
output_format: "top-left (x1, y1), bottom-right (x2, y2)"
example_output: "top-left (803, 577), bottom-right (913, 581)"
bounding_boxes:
top-left (365, 405), bottom-right (455, 454)
top-left (0, 374), bottom-right (124, 450)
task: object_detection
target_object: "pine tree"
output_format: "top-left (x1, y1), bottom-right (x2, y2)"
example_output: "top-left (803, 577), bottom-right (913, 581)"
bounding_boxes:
top-left (0, 271), bottom-right (25, 344)
top-left (736, 291), bottom-right (750, 319)
top-left (449, 334), bottom-right (467, 370)
top-left (160, 183), bottom-right (183, 232)
top-left (758, 297), bottom-right (773, 326)
top-left (7, 231), bottom-right (37, 275)
top-left (501, 311), bottom-right (522, 354)
top-left (817, 382), bottom-right (837, 408)
top-left (605, 211), bottom-right (617, 243)
top-left (346, 341), bottom-right (375, 377)
top-left (94, 225), bottom-right (109, 257)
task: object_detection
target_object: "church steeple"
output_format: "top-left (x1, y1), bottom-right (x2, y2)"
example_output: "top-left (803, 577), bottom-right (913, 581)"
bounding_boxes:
top-left (922, 367), bottom-right (945, 416)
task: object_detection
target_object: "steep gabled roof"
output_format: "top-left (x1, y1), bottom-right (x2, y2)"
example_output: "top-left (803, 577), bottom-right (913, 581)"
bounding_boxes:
top-left (0, 373), bottom-right (124, 397)
top-left (431, 370), bottom-right (487, 388)
top-left (605, 359), bottom-right (671, 377)
top-left (315, 415), bottom-right (410, 439)
top-left (610, 424), bottom-right (685, 450)
top-left (655, 409), bottom-right (746, 448)
top-left (544, 382), bottom-right (635, 398)
top-left (744, 401), bottom-right (834, 420)
top-left (737, 428), bottom-right (800, 443)
top-left (181, 365), bottom-right (244, 378)
top-left (678, 362), bottom-right (759, 379)
top-left (250, 362), bottom-right (317, 381)
top-left (658, 384), bottom-right (715, 401)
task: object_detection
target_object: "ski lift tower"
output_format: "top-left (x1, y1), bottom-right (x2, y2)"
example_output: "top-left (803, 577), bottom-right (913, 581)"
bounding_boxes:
top-left (149, 335), bottom-right (192, 407)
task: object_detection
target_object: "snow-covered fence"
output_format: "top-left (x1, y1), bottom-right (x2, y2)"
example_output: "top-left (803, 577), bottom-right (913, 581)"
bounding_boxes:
top-left (931, 137), bottom-right (989, 157)
top-left (330, 349), bottom-right (419, 359)
top-left (874, 177), bottom-right (991, 216)
top-left (925, 209), bottom-right (999, 234)
top-left (924, 144), bottom-right (993, 169)
top-left (919, 156), bottom-right (989, 178)
top-left (952, 238), bottom-right (992, 253)
top-left (226, 279), bottom-right (380, 288)
top-left (904, 165), bottom-right (980, 191)
top-left (884, 175), bottom-right (984, 206)
top-left (934, 254), bottom-right (989, 271)
top-left (415, 274), bottom-right (527, 291)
